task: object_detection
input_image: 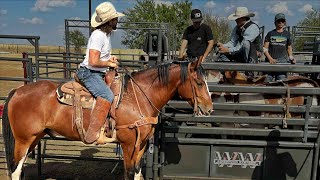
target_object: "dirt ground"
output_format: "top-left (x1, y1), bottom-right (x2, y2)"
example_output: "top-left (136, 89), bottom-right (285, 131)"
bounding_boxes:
top-left (0, 120), bottom-right (128, 180)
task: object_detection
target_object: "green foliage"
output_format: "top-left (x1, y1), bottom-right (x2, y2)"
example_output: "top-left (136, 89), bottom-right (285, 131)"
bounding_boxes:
top-left (294, 9), bottom-right (320, 51)
top-left (121, 0), bottom-right (192, 50)
top-left (67, 29), bottom-right (87, 53)
top-left (203, 10), bottom-right (232, 43)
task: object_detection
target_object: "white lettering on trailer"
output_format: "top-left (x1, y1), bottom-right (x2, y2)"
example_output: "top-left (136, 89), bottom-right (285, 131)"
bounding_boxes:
top-left (213, 151), bottom-right (262, 168)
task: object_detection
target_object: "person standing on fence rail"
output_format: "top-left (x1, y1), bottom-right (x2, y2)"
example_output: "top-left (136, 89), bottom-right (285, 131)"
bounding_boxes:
top-left (178, 9), bottom-right (214, 63)
top-left (263, 13), bottom-right (295, 82)
top-left (75, 2), bottom-right (124, 144)
top-left (217, 7), bottom-right (262, 80)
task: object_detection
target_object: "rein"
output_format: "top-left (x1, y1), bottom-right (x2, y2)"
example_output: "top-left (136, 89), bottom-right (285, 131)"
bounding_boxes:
top-left (188, 63), bottom-right (199, 115)
top-left (115, 64), bottom-right (200, 149)
top-left (115, 69), bottom-right (159, 150)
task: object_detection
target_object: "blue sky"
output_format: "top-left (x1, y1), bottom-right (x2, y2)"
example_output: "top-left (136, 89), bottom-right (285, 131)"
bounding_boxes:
top-left (0, 0), bottom-right (319, 48)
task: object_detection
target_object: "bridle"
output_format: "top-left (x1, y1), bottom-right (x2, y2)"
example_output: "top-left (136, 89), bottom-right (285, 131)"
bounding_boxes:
top-left (115, 62), bottom-right (202, 153)
top-left (188, 63), bottom-right (201, 115)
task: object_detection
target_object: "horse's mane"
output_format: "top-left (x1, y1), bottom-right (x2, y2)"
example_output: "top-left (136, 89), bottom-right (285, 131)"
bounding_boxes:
top-left (123, 60), bottom-right (205, 91)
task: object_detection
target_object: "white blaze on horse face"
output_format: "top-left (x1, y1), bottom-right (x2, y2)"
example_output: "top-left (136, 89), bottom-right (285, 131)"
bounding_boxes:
top-left (204, 77), bottom-right (211, 97)
top-left (11, 149), bottom-right (29, 180)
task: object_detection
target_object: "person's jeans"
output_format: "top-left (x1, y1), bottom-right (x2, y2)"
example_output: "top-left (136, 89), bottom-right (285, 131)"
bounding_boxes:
top-left (76, 67), bottom-right (114, 102)
top-left (265, 74), bottom-right (286, 82)
top-left (264, 57), bottom-right (289, 83)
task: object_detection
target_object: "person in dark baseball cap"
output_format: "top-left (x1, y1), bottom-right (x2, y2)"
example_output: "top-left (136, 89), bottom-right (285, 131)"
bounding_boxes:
top-left (178, 9), bottom-right (214, 63)
top-left (263, 12), bottom-right (295, 82)
top-left (274, 13), bottom-right (286, 22)
top-left (191, 9), bottom-right (203, 22)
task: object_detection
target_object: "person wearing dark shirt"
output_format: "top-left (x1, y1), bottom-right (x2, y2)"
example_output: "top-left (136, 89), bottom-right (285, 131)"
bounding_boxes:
top-left (264, 13), bottom-right (295, 82)
top-left (178, 9), bottom-right (214, 63)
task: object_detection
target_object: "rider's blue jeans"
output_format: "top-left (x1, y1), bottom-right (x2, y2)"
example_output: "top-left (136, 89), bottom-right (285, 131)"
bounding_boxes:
top-left (76, 66), bottom-right (114, 102)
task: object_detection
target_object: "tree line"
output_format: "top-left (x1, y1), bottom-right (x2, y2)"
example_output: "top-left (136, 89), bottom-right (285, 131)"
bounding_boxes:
top-left (68, 0), bottom-right (319, 53)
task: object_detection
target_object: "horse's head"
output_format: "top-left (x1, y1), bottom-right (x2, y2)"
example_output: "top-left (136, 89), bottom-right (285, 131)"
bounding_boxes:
top-left (177, 59), bottom-right (213, 115)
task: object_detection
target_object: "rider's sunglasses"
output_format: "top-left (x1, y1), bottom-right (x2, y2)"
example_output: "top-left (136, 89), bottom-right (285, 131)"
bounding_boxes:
top-left (276, 19), bottom-right (286, 23)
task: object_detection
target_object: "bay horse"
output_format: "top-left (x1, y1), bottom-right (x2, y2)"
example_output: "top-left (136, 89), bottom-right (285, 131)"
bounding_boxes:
top-left (2, 59), bottom-right (213, 180)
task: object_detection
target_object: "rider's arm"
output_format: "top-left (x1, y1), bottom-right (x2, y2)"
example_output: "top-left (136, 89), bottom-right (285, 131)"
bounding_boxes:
top-left (88, 49), bottom-right (118, 68)
top-left (263, 42), bottom-right (275, 64)
top-left (179, 39), bottom-right (188, 59)
top-left (263, 32), bottom-right (276, 64)
top-left (223, 27), bottom-right (237, 50)
top-left (201, 40), bottom-right (214, 63)
top-left (287, 45), bottom-right (295, 64)
top-left (287, 33), bottom-right (295, 64)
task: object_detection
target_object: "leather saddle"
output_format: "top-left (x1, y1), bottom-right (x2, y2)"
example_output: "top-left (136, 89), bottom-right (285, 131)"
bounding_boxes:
top-left (56, 70), bottom-right (122, 142)
top-left (56, 70), bottom-right (122, 109)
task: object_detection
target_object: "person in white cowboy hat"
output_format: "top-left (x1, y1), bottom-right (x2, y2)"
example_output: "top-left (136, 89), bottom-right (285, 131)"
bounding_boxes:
top-left (76, 1), bottom-right (125, 144)
top-left (178, 9), bottom-right (214, 63)
top-left (263, 13), bottom-right (295, 82)
top-left (217, 7), bottom-right (262, 80)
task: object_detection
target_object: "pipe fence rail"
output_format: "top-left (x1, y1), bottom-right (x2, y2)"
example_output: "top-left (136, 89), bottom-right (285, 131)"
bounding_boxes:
top-left (141, 61), bottom-right (320, 180)
top-left (0, 35), bottom-right (39, 101)
top-left (1, 32), bottom-right (320, 179)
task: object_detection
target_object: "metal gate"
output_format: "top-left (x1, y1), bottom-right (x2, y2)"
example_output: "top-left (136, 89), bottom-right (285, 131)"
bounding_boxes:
top-left (145, 62), bottom-right (320, 180)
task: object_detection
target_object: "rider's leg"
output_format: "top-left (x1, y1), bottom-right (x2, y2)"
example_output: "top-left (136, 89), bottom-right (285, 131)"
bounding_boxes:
top-left (76, 67), bottom-right (114, 143)
top-left (85, 96), bottom-right (112, 143)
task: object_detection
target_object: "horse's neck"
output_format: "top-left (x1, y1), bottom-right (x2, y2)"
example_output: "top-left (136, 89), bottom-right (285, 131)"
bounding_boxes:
top-left (131, 67), bottom-right (181, 112)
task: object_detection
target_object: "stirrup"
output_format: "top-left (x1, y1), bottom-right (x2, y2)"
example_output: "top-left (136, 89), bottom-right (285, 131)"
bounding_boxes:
top-left (95, 127), bottom-right (117, 145)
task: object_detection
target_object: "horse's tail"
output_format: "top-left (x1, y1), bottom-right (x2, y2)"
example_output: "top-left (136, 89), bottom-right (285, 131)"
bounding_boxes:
top-left (2, 89), bottom-right (17, 176)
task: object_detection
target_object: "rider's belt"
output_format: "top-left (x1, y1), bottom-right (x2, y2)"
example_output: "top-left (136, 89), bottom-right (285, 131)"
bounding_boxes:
top-left (80, 66), bottom-right (107, 76)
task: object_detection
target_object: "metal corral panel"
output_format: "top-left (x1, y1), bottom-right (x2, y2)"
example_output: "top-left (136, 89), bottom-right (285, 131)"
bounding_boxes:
top-left (262, 148), bottom-right (313, 180)
top-left (161, 144), bottom-right (314, 180)
top-left (210, 146), bottom-right (264, 179)
top-left (163, 143), bottom-right (210, 177)
top-left (210, 146), bottom-right (313, 180)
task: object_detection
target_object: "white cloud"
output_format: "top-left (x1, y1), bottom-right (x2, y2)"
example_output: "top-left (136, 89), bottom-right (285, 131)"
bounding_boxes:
top-left (19, 17), bottom-right (44, 24)
top-left (0, 9), bottom-right (7, 15)
top-left (266, 2), bottom-right (293, 16)
top-left (32, 0), bottom-right (76, 12)
top-left (299, 4), bottom-right (314, 13)
top-left (205, 1), bottom-right (216, 9)
top-left (154, 0), bottom-right (172, 6)
top-left (224, 5), bottom-right (235, 13)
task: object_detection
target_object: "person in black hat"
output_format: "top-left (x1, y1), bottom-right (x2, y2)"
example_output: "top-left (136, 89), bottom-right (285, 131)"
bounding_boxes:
top-left (263, 13), bottom-right (295, 82)
top-left (178, 9), bottom-right (214, 63)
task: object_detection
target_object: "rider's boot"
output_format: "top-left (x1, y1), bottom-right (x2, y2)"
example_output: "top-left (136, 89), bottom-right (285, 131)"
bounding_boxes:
top-left (84, 96), bottom-right (111, 144)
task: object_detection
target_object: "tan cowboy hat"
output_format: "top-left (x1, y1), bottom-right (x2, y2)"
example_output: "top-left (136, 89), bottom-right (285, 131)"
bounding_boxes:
top-left (91, 2), bottom-right (125, 28)
top-left (228, 7), bottom-right (255, 20)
